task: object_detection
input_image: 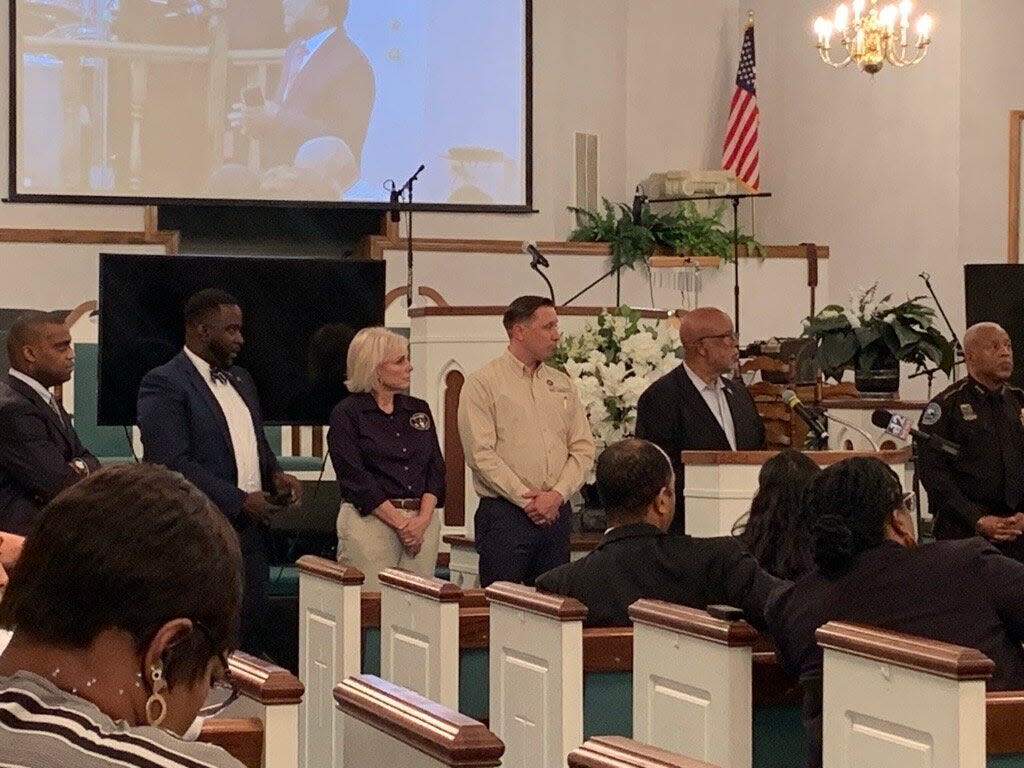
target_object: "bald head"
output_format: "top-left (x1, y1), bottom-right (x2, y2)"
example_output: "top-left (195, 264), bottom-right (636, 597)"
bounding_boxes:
top-left (963, 322), bottom-right (1012, 389)
top-left (5, 310), bottom-right (74, 387)
top-left (678, 307), bottom-right (738, 382)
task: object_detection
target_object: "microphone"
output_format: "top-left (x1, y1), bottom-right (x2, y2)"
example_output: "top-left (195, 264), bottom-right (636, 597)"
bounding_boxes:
top-left (389, 187), bottom-right (401, 223)
top-left (632, 185), bottom-right (646, 224)
top-left (871, 409), bottom-right (961, 458)
top-left (522, 241), bottom-right (550, 269)
top-left (781, 389), bottom-right (828, 441)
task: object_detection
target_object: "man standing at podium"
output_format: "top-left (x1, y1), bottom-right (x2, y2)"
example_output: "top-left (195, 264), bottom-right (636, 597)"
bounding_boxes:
top-left (918, 322), bottom-right (1024, 557)
top-left (459, 296), bottom-right (595, 587)
top-left (635, 307), bottom-right (765, 533)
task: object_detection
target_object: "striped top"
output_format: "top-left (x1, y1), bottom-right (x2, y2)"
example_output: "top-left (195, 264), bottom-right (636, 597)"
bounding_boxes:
top-left (0, 671), bottom-right (244, 768)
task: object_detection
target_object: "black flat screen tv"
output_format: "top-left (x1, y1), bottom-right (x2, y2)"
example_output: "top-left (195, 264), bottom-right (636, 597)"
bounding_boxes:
top-left (98, 253), bottom-right (384, 425)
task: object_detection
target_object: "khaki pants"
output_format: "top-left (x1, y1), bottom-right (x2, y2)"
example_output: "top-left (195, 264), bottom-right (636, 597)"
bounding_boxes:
top-left (336, 502), bottom-right (441, 590)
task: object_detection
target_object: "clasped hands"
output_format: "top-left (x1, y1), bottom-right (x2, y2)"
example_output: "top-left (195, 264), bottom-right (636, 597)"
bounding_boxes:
top-left (523, 489), bottom-right (563, 526)
top-left (976, 513), bottom-right (1024, 542)
top-left (242, 472), bottom-right (303, 525)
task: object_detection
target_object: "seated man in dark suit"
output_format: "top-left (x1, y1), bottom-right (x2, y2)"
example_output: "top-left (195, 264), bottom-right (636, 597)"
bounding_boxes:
top-left (0, 311), bottom-right (99, 534)
top-left (635, 307), bottom-right (765, 533)
top-left (136, 289), bottom-right (302, 656)
top-left (536, 438), bottom-right (781, 627)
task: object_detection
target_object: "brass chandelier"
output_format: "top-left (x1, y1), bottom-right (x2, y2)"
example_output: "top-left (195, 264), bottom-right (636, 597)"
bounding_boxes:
top-left (813, 0), bottom-right (933, 74)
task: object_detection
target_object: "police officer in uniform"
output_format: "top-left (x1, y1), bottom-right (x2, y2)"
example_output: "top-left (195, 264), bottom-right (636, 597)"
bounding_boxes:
top-left (917, 322), bottom-right (1024, 556)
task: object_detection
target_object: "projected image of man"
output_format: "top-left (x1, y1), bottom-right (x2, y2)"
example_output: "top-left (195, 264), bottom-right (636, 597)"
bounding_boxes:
top-left (229, 0), bottom-right (375, 181)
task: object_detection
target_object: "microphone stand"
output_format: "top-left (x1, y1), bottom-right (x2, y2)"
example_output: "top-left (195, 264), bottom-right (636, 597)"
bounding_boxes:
top-left (920, 271), bottom-right (963, 380)
top-left (648, 191), bottom-right (772, 336)
top-left (824, 412), bottom-right (880, 451)
top-left (531, 259), bottom-right (555, 304)
top-left (391, 164), bottom-right (425, 308)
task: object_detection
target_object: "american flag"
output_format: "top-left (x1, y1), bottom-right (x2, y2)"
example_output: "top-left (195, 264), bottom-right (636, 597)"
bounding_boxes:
top-left (722, 22), bottom-right (759, 191)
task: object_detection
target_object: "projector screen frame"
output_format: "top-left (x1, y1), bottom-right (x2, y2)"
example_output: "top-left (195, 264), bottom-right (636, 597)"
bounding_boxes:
top-left (8, 1), bottom-right (534, 213)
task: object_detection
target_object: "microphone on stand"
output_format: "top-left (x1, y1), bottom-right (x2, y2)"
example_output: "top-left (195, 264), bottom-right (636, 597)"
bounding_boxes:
top-left (871, 409), bottom-right (961, 457)
top-left (780, 389), bottom-right (828, 443)
top-left (522, 241), bottom-right (550, 268)
top-left (632, 185), bottom-right (647, 224)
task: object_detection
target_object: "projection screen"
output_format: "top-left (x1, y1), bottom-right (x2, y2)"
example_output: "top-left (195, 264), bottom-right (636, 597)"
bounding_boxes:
top-left (11, 0), bottom-right (531, 209)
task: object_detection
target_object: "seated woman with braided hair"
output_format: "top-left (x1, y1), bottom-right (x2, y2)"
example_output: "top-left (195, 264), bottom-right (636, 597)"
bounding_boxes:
top-left (0, 463), bottom-right (246, 767)
top-left (766, 456), bottom-right (1024, 768)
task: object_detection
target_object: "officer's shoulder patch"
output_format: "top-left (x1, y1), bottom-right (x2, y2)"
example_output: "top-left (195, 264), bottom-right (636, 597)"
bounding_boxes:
top-left (920, 401), bottom-right (942, 426)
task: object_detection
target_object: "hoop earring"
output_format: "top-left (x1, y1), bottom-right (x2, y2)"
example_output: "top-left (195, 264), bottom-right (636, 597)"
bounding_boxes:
top-left (145, 663), bottom-right (168, 727)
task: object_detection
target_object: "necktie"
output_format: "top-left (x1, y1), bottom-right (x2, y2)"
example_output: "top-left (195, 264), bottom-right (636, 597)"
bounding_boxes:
top-left (279, 40), bottom-right (307, 102)
top-left (210, 367), bottom-right (230, 385)
top-left (47, 394), bottom-right (65, 427)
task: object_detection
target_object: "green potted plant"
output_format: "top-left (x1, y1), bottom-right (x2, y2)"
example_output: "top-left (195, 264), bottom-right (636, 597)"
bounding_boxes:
top-left (801, 283), bottom-right (955, 395)
top-left (567, 197), bottom-right (761, 269)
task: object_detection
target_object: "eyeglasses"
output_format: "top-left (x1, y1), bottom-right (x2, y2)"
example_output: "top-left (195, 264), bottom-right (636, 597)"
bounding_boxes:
top-left (193, 620), bottom-right (240, 718)
top-left (901, 492), bottom-right (917, 516)
top-left (696, 332), bottom-right (738, 344)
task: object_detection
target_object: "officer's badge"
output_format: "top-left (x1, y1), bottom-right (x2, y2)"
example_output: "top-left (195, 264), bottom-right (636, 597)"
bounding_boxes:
top-left (920, 402), bottom-right (942, 426)
top-left (410, 412), bottom-right (431, 431)
top-left (959, 403), bottom-right (978, 421)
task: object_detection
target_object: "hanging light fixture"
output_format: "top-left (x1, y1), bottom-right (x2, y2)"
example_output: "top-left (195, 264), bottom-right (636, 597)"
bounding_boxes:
top-left (813, 0), bottom-right (933, 74)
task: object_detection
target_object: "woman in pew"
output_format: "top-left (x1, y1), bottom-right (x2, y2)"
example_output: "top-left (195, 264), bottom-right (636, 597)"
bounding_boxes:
top-left (328, 327), bottom-right (445, 589)
top-left (732, 449), bottom-right (821, 580)
top-left (0, 463), bottom-right (246, 767)
top-left (767, 456), bottom-right (1024, 768)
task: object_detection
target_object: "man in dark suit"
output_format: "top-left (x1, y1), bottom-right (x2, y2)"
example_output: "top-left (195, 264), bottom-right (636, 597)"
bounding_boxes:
top-left (136, 289), bottom-right (302, 655)
top-left (0, 311), bottom-right (100, 534)
top-left (536, 438), bottom-right (780, 627)
top-left (635, 307), bottom-right (765, 533)
top-left (229, 0), bottom-right (375, 173)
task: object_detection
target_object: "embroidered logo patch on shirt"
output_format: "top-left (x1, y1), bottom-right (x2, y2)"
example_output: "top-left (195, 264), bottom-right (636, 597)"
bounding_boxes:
top-left (959, 403), bottom-right (977, 421)
top-left (410, 412), bottom-right (431, 431)
top-left (920, 402), bottom-right (942, 426)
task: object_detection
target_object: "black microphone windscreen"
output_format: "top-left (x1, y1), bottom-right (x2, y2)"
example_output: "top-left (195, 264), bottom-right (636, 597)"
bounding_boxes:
top-left (870, 409), bottom-right (894, 429)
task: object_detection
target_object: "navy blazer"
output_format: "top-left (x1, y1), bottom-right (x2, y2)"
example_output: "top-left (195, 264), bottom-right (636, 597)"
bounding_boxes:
top-left (0, 375), bottom-right (100, 534)
top-left (635, 364), bottom-right (766, 531)
top-left (136, 352), bottom-right (280, 525)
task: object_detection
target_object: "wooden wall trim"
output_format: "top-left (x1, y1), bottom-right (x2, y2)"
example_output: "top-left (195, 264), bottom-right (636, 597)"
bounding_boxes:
top-left (815, 621), bottom-right (995, 681)
top-left (378, 568), bottom-right (463, 602)
top-left (679, 447), bottom-right (911, 466)
top-left (228, 651), bottom-right (305, 705)
top-left (628, 601), bottom-right (758, 647)
top-left (0, 227), bottom-right (178, 251)
top-left (569, 736), bottom-right (717, 767)
top-left (359, 233), bottom-right (828, 262)
top-left (335, 675), bottom-right (504, 767)
top-left (1009, 110), bottom-right (1024, 264)
top-left (296, 555), bottom-right (365, 585)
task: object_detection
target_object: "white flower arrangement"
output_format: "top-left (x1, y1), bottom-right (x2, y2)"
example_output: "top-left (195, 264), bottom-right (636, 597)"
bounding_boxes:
top-left (549, 306), bottom-right (681, 453)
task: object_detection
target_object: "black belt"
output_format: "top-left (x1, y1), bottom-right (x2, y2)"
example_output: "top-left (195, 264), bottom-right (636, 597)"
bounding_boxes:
top-left (390, 498), bottom-right (420, 510)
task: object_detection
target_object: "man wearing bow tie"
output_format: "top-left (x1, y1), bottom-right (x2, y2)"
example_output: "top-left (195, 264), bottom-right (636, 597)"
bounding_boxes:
top-left (0, 311), bottom-right (100, 535)
top-left (137, 289), bottom-right (302, 655)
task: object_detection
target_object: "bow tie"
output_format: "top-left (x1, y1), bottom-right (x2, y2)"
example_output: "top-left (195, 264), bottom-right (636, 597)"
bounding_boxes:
top-left (210, 367), bottom-right (231, 385)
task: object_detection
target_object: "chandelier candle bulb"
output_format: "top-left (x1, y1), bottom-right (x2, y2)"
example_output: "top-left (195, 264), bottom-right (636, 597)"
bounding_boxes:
top-left (835, 4), bottom-right (849, 31)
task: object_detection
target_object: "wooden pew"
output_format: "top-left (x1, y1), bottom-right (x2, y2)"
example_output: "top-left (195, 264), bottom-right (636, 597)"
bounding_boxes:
top-left (485, 581), bottom-right (587, 767)
top-left (296, 556), bottom-right (363, 768)
top-left (629, 600), bottom-right (758, 768)
top-left (223, 652), bottom-right (304, 768)
top-left (569, 736), bottom-right (719, 768)
top-left (334, 674), bottom-right (504, 768)
top-left (379, 568), bottom-right (463, 709)
top-left (198, 718), bottom-right (264, 768)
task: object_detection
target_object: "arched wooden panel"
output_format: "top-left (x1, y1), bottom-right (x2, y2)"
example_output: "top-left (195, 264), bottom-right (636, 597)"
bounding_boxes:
top-left (443, 369), bottom-right (466, 527)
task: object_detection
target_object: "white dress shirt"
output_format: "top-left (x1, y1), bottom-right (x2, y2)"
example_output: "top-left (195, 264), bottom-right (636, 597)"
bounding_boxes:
top-left (683, 362), bottom-right (737, 450)
top-left (8, 368), bottom-right (62, 423)
top-left (183, 347), bottom-right (262, 493)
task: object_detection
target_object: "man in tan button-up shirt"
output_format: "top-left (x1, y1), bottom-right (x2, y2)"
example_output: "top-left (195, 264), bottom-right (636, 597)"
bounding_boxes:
top-left (459, 296), bottom-right (595, 587)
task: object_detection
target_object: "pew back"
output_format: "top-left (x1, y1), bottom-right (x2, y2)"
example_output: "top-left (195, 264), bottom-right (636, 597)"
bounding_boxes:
top-left (296, 556), bottom-right (363, 768)
top-left (223, 652), bottom-right (305, 768)
top-left (629, 601), bottom-right (758, 768)
top-left (817, 622), bottom-right (994, 768)
top-left (379, 568), bottom-right (462, 709)
top-left (335, 674), bottom-right (504, 768)
top-left (486, 582), bottom-right (587, 768)
top-left (569, 736), bottom-right (719, 768)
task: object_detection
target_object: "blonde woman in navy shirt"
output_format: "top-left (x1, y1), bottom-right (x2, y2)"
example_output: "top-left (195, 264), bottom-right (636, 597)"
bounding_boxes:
top-left (328, 328), bottom-right (445, 589)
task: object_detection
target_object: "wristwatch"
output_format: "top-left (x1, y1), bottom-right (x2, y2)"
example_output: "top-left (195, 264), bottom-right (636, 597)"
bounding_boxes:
top-left (71, 458), bottom-right (90, 477)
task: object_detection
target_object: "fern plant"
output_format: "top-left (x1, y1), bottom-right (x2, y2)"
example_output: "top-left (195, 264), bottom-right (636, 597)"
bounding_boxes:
top-left (568, 197), bottom-right (761, 269)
